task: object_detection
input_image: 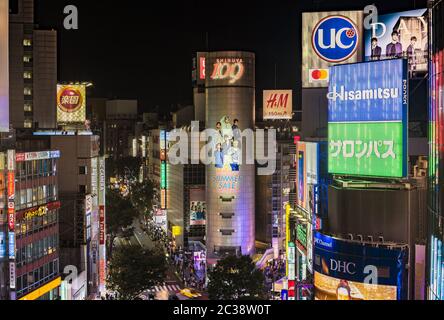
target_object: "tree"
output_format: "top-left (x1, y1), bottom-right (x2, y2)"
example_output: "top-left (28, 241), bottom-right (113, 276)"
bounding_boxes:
top-left (130, 180), bottom-right (155, 217)
top-left (106, 188), bottom-right (140, 258)
top-left (208, 255), bottom-right (267, 300)
top-left (107, 245), bottom-right (167, 300)
top-left (106, 156), bottom-right (141, 182)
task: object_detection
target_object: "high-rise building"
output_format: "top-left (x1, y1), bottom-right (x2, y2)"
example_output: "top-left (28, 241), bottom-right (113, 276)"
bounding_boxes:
top-left (50, 135), bottom-right (106, 299)
top-left (204, 51), bottom-right (256, 262)
top-left (428, 0), bottom-right (444, 301)
top-left (9, 0), bottom-right (57, 130)
top-left (105, 100), bottom-right (138, 159)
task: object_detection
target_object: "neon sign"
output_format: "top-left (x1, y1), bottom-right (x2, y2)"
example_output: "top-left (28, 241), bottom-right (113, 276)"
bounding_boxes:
top-left (210, 58), bottom-right (245, 84)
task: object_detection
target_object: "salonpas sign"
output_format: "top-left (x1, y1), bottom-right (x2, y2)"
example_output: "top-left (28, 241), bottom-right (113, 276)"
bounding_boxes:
top-left (327, 59), bottom-right (408, 178)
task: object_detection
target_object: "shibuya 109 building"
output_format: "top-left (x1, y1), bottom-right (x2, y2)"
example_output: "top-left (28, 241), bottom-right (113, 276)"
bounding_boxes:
top-left (205, 51), bottom-right (256, 262)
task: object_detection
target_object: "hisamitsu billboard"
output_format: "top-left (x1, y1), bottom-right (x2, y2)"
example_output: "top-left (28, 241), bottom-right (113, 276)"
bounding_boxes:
top-left (328, 59), bottom-right (408, 178)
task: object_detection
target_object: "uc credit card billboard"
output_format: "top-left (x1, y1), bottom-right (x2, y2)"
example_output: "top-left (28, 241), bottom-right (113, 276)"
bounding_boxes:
top-left (314, 232), bottom-right (407, 300)
top-left (328, 59), bottom-right (408, 178)
top-left (302, 11), bottom-right (363, 88)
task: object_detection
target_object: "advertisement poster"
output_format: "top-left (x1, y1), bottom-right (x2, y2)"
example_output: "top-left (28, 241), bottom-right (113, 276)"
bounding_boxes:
top-left (313, 232), bottom-right (407, 300)
top-left (0, 0), bottom-right (9, 132)
top-left (56, 84), bottom-right (86, 124)
top-left (328, 59), bottom-right (408, 178)
top-left (189, 188), bottom-right (206, 226)
top-left (302, 11), bottom-right (363, 88)
top-left (364, 9), bottom-right (428, 73)
top-left (263, 90), bottom-right (293, 120)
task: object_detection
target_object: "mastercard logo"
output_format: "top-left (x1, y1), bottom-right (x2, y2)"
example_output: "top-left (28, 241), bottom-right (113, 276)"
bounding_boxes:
top-left (57, 86), bottom-right (84, 113)
top-left (309, 69), bottom-right (329, 83)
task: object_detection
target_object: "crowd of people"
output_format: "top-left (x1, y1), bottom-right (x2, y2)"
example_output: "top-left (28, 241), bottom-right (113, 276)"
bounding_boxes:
top-left (171, 250), bottom-right (206, 291)
top-left (264, 259), bottom-right (286, 288)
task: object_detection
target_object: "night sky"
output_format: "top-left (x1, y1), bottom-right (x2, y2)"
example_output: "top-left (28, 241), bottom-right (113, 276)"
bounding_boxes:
top-left (35, 0), bottom-right (427, 114)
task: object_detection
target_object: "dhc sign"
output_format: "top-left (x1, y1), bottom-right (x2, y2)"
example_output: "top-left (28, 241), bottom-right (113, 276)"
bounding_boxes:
top-left (312, 15), bottom-right (359, 62)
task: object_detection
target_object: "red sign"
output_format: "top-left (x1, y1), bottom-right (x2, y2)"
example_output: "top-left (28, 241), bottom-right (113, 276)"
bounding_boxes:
top-left (263, 90), bottom-right (293, 120)
top-left (199, 57), bottom-right (206, 80)
top-left (99, 206), bottom-right (105, 245)
top-left (15, 153), bottom-right (25, 162)
top-left (7, 172), bottom-right (15, 231)
top-left (288, 280), bottom-right (295, 298)
top-left (57, 87), bottom-right (83, 113)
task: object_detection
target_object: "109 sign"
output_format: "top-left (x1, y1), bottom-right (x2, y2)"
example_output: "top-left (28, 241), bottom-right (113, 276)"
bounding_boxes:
top-left (312, 15), bottom-right (359, 62)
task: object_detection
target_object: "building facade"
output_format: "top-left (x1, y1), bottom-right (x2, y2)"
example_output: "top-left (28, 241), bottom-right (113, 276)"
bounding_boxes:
top-left (428, 0), bottom-right (444, 300)
top-left (50, 135), bottom-right (106, 299)
top-left (9, 0), bottom-right (57, 130)
top-left (205, 51), bottom-right (256, 261)
top-left (1, 149), bottom-right (61, 300)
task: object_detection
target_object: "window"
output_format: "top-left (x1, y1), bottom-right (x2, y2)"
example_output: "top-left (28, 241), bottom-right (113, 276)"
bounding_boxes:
top-left (23, 39), bottom-right (32, 47)
top-left (24, 120), bottom-right (33, 128)
top-left (79, 185), bottom-right (87, 194)
top-left (24, 87), bottom-right (32, 95)
top-left (23, 55), bottom-right (32, 63)
top-left (24, 71), bottom-right (32, 79)
top-left (79, 166), bottom-right (87, 175)
top-left (24, 102), bottom-right (32, 112)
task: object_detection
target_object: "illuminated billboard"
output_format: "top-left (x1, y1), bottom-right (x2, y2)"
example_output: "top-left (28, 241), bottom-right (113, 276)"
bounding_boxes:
top-left (430, 235), bottom-right (444, 300)
top-left (297, 142), bottom-right (319, 212)
top-left (189, 188), bottom-right (205, 226)
top-left (302, 11), bottom-right (363, 88)
top-left (57, 84), bottom-right (86, 124)
top-left (0, 0), bottom-right (9, 132)
top-left (365, 9), bottom-right (428, 73)
top-left (263, 90), bottom-right (293, 120)
top-left (314, 232), bottom-right (407, 300)
top-left (328, 59), bottom-right (408, 178)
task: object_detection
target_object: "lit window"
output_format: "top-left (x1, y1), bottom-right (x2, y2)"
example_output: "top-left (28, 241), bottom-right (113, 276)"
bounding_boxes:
top-left (23, 39), bottom-right (32, 46)
top-left (24, 71), bottom-right (32, 79)
top-left (24, 55), bottom-right (32, 63)
top-left (24, 120), bottom-right (33, 128)
top-left (24, 87), bottom-right (32, 95)
top-left (24, 103), bottom-right (32, 112)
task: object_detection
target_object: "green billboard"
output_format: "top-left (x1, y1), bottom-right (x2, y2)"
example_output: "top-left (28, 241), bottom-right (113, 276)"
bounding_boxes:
top-left (328, 122), bottom-right (405, 178)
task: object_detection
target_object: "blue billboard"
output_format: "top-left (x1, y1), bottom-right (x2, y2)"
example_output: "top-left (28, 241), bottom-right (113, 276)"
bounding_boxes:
top-left (0, 232), bottom-right (5, 259)
top-left (328, 59), bottom-right (408, 123)
top-left (313, 232), bottom-right (407, 300)
top-left (8, 232), bottom-right (15, 260)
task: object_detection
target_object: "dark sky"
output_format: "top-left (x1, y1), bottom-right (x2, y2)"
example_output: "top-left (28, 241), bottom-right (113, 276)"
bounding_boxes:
top-left (35, 0), bottom-right (427, 114)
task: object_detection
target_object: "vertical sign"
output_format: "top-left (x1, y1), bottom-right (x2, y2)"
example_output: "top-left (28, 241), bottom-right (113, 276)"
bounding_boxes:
top-left (9, 262), bottom-right (16, 290)
top-left (0, 0), bottom-right (9, 132)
